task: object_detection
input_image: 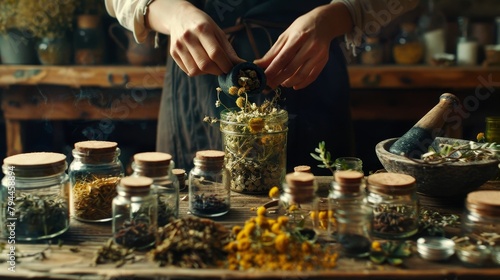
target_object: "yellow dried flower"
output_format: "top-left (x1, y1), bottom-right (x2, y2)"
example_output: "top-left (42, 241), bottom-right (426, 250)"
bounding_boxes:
top-left (248, 117), bottom-right (265, 133)
top-left (371, 241), bottom-right (382, 252)
top-left (238, 87), bottom-right (247, 96)
top-left (274, 234), bottom-right (289, 253)
top-left (236, 97), bottom-right (246, 108)
top-left (237, 238), bottom-right (251, 251)
top-left (228, 86), bottom-right (239, 95)
top-left (301, 242), bottom-right (313, 254)
top-left (477, 132), bottom-right (485, 142)
top-left (256, 206), bottom-right (267, 217)
top-left (288, 204), bottom-right (298, 212)
top-left (277, 216), bottom-right (289, 226)
top-left (271, 223), bottom-right (282, 234)
top-left (232, 225), bottom-right (242, 235)
top-left (268, 186), bottom-right (280, 200)
top-left (255, 216), bottom-right (269, 229)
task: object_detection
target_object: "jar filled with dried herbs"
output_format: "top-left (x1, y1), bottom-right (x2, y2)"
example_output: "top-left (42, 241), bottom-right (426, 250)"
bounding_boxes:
top-left (1, 152), bottom-right (70, 240)
top-left (277, 172), bottom-right (322, 235)
top-left (462, 190), bottom-right (500, 239)
top-left (112, 176), bottom-right (157, 249)
top-left (69, 141), bottom-right (124, 222)
top-left (188, 150), bottom-right (230, 217)
top-left (131, 152), bottom-right (179, 226)
top-left (367, 172), bottom-right (419, 239)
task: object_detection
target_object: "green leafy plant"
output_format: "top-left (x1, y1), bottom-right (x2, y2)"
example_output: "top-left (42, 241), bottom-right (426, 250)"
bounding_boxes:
top-left (310, 141), bottom-right (335, 175)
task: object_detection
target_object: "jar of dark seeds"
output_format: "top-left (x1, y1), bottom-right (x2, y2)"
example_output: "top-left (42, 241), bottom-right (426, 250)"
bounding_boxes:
top-left (112, 176), bottom-right (157, 249)
top-left (1, 152), bottom-right (70, 240)
top-left (131, 152), bottom-right (179, 226)
top-left (69, 141), bottom-right (124, 222)
top-left (367, 172), bottom-right (419, 239)
top-left (188, 150), bottom-right (230, 217)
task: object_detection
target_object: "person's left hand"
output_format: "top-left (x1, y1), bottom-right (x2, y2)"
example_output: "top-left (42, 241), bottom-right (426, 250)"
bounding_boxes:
top-left (254, 4), bottom-right (342, 90)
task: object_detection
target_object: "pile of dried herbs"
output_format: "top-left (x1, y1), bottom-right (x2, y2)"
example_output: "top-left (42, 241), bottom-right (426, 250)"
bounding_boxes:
top-left (420, 138), bottom-right (499, 164)
top-left (148, 217), bottom-right (230, 268)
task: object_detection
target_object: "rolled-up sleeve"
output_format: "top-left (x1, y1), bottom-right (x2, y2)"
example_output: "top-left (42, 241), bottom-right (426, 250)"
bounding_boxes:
top-left (332, 0), bottom-right (419, 50)
top-left (105, 0), bottom-right (151, 43)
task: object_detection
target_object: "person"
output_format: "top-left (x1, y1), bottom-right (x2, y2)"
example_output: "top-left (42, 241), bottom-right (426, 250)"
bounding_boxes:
top-left (105, 0), bottom-right (419, 175)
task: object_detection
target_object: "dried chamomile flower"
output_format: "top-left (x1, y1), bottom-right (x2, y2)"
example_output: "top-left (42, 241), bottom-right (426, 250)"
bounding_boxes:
top-left (228, 86), bottom-right (239, 96)
top-left (248, 117), bottom-right (265, 133)
top-left (236, 97), bottom-right (246, 109)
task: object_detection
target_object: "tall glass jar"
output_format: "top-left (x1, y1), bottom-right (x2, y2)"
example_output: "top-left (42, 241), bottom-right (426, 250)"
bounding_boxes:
top-left (112, 176), bottom-right (157, 249)
top-left (418, 0), bottom-right (447, 64)
top-left (131, 152), bottom-right (179, 226)
top-left (188, 150), bottom-right (230, 217)
top-left (277, 172), bottom-right (321, 233)
top-left (220, 108), bottom-right (288, 194)
top-left (335, 205), bottom-right (372, 258)
top-left (69, 141), bottom-right (124, 222)
top-left (393, 22), bottom-right (424, 65)
top-left (0, 152), bottom-right (70, 241)
top-left (367, 173), bottom-right (419, 239)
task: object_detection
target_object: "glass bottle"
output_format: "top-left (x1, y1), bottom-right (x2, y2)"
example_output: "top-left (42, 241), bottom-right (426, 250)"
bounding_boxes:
top-left (418, 0), bottom-right (447, 64)
top-left (361, 36), bottom-right (383, 65)
top-left (0, 152), bottom-right (70, 241)
top-left (69, 140), bottom-right (124, 222)
top-left (112, 176), bottom-right (157, 249)
top-left (73, 14), bottom-right (106, 65)
top-left (173, 168), bottom-right (187, 192)
top-left (188, 150), bottom-right (230, 217)
top-left (131, 152), bottom-right (179, 227)
top-left (277, 172), bottom-right (322, 234)
top-left (486, 116), bottom-right (500, 143)
top-left (393, 22), bottom-right (424, 65)
top-left (367, 172), bottom-right (419, 239)
top-left (457, 16), bottom-right (479, 66)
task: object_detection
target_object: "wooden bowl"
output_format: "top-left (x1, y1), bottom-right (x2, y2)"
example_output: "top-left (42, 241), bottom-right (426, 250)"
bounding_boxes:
top-left (375, 137), bottom-right (499, 197)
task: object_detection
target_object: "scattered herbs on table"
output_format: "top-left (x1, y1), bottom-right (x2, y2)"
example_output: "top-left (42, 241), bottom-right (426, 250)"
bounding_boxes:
top-left (191, 193), bottom-right (229, 216)
top-left (148, 217), bottom-right (230, 268)
top-left (73, 176), bottom-right (120, 220)
top-left (93, 239), bottom-right (136, 268)
top-left (419, 208), bottom-right (460, 236)
top-left (7, 193), bottom-right (69, 238)
top-left (369, 240), bottom-right (412, 266)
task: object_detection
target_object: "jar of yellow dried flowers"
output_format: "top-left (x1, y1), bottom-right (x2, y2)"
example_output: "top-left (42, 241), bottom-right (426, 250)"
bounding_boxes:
top-left (69, 140), bottom-right (124, 222)
top-left (220, 105), bottom-right (288, 194)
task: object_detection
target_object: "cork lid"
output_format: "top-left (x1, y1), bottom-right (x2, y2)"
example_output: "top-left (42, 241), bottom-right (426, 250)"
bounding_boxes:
top-left (286, 171), bottom-right (315, 187)
top-left (195, 150), bottom-right (225, 160)
top-left (3, 152), bottom-right (67, 177)
top-left (119, 176), bottom-right (153, 193)
top-left (294, 165), bottom-right (311, 173)
top-left (466, 190), bottom-right (500, 217)
top-left (172, 168), bottom-right (186, 178)
top-left (74, 140), bottom-right (118, 154)
top-left (133, 152), bottom-right (172, 167)
top-left (367, 172), bottom-right (416, 195)
top-left (333, 170), bottom-right (364, 193)
top-left (285, 172), bottom-right (316, 204)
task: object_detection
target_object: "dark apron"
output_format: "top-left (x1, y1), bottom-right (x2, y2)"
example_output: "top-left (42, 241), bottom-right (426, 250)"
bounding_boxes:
top-left (157, 0), bottom-right (353, 175)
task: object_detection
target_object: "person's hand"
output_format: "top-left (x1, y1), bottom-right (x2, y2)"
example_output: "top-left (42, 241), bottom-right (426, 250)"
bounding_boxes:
top-left (254, 3), bottom-right (350, 90)
top-left (166, 1), bottom-right (244, 76)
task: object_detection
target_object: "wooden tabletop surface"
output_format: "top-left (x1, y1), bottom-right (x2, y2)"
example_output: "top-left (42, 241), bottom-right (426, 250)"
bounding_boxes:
top-left (1, 177), bottom-right (500, 280)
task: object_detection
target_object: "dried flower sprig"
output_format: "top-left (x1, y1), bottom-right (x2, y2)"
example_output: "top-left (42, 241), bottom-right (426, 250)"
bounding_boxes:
top-left (310, 141), bottom-right (335, 175)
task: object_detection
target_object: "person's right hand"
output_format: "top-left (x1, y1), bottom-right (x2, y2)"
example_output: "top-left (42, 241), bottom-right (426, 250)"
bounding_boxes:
top-left (165, 1), bottom-right (244, 76)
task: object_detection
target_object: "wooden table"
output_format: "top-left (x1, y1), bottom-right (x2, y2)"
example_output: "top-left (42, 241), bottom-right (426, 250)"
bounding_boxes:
top-left (2, 177), bottom-right (500, 279)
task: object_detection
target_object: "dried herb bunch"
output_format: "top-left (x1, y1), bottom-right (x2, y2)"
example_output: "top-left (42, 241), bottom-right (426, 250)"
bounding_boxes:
top-left (8, 193), bottom-right (69, 238)
top-left (73, 176), bottom-right (120, 220)
top-left (93, 239), bottom-right (136, 268)
top-left (0, 0), bottom-right (29, 33)
top-left (225, 206), bottom-right (338, 271)
top-left (149, 217), bottom-right (230, 268)
top-left (207, 83), bottom-right (287, 193)
top-left (17, 0), bottom-right (77, 38)
top-left (419, 138), bottom-right (499, 164)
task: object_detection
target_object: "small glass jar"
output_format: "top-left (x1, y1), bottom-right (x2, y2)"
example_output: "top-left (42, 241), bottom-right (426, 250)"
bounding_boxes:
top-left (188, 150), bottom-right (230, 217)
top-left (329, 171), bottom-right (367, 240)
top-left (112, 176), bottom-right (157, 249)
top-left (278, 172), bottom-right (321, 232)
top-left (69, 141), bottom-right (124, 222)
top-left (393, 22), bottom-right (424, 65)
top-left (367, 173), bottom-right (419, 239)
top-left (335, 204), bottom-right (372, 258)
top-left (462, 190), bottom-right (500, 238)
top-left (1, 152), bottom-right (70, 241)
top-left (173, 168), bottom-right (187, 192)
top-left (486, 116), bottom-right (500, 143)
top-left (361, 37), bottom-right (383, 65)
top-left (334, 157), bottom-right (363, 174)
top-left (131, 152), bottom-right (179, 226)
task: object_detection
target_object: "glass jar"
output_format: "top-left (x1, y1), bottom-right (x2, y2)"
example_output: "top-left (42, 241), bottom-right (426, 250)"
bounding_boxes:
top-left (220, 108), bottom-right (288, 194)
top-left (334, 157), bottom-right (363, 174)
top-left (486, 116), bottom-right (500, 143)
top-left (1, 152), bottom-right (70, 241)
top-left (367, 173), bottom-right (419, 239)
top-left (112, 176), bottom-right (157, 249)
top-left (418, 0), bottom-right (446, 64)
top-left (361, 36), bottom-right (383, 65)
top-left (69, 141), bottom-right (124, 222)
top-left (335, 204), bottom-right (372, 258)
top-left (456, 16), bottom-right (478, 66)
top-left (462, 190), bottom-right (500, 239)
top-left (393, 22), bottom-right (424, 65)
top-left (73, 15), bottom-right (106, 65)
top-left (188, 150), bottom-right (230, 217)
top-left (131, 152), bottom-right (179, 227)
top-left (278, 172), bottom-right (321, 233)
top-left (173, 168), bottom-right (187, 192)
